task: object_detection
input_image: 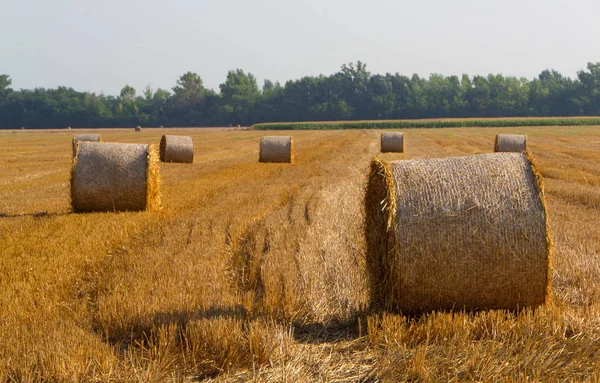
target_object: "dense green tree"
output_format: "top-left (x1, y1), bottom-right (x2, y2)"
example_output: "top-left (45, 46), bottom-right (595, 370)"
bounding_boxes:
top-left (3, 62), bottom-right (600, 129)
top-left (219, 69), bottom-right (261, 125)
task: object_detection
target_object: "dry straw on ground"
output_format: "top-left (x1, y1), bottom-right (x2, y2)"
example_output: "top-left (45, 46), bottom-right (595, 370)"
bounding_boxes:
top-left (71, 142), bottom-right (161, 212)
top-left (259, 136), bottom-right (294, 163)
top-left (71, 134), bottom-right (102, 157)
top-left (365, 152), bottom-right (551, 314)
top-left (380, 132), bottom-right (404, 153)
top-left (160, 135), bottom-right (194, 163)
top-left (495, 134), bottom-right (527, 152)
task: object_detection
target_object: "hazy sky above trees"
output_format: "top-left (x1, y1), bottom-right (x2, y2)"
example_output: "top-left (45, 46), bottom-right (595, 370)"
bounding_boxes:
top-left (1, 0), bottom-right (599, 95)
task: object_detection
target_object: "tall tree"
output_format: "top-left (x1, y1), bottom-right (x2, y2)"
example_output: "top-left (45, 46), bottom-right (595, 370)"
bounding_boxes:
top-left (219, 69), bottom-right (261, 125)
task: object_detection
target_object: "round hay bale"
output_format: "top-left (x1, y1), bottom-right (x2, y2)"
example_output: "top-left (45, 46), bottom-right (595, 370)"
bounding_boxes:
top-left (71, 142), bottom-right (161, 212)
top-left (160, 135), bottom-right (194, 163)
top-left (365, 153), bottom-right (551, 314)
top-left (72, 134), bottom-right (102, 157)
top-left (135, 126), bottom-right (142, 132)
top-left (259, 136), bottom-right (294, 163)
top-left (380, 132), bottom-right (404, 153)
top-left (67, 126), bottom-right (72, 130)
top-left (495, 134), bottom-right (527, 152)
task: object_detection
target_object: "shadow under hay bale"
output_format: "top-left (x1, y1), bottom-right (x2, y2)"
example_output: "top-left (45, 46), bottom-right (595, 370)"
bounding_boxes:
top-left (71, 142), bottom-right (161, 212)
top-left (259, 136), bottom-right (294, 163)
top-left (380, 132), bottom-right (404, 153)
top-left (365, 153), bottom-right (551, 314)
top-left (495, 134), bottom-right (527, 152)
top-left (72, 134), bottom-right (102, 157)
top-left (160, 135), bottom-right (194, 163)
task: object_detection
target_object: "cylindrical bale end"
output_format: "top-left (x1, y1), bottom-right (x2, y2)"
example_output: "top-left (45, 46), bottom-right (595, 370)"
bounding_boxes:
top-left (71, 142), bottom-right (161, 212)
top-left (380, 132), bottom-right (404, 153)
top-left (365, 153), bottom-right (551, 314)
top-left (160, 135), bottom-right (194, 163)
top-left (259, 136), bottom-right (294, 163)
top-left (72, 134), bottom-right (102, 157)
top-left (494, 134), bottom-right (527, 152)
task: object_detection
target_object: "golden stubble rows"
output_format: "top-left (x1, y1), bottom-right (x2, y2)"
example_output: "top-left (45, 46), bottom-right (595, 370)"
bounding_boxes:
top-left (1, 126), bottom-right (600, 381)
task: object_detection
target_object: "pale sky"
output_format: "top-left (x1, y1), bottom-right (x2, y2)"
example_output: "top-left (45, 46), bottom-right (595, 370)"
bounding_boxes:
top-left (1, 0), bottom-right (599, 95)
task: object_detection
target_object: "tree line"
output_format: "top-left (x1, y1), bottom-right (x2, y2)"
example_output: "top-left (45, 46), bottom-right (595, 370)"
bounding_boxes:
top-left (1, 62), bottom-right (600, 129)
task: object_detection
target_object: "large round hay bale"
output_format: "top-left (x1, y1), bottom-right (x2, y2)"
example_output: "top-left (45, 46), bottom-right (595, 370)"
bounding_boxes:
top-left (72, 134), bottom-right (102, 157)
top-left (135, 126), bottom-right (142, 132)
top-left (365, 153), bottom-right (551, 314)
top-left (160, 135), bottom-right (194, 163)
top-left (380, 132), bottom-right (404, 153)
top-left (259, 136), bottom-right (294, 163)
top-left (71, 142), bottom-right (161, 212)
top-left (495, 134), bottom-right (527, 152)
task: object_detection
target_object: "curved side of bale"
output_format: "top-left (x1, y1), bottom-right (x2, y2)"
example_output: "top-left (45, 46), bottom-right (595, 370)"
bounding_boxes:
top-left (365, 153), bottom-right (551, 314)
top-left (380, 132), bottom-right (404, 153)
top-left (495, 134), bottom-right (527, 152)
top-left (160, 135), bottom-right (194, 163)
top-left (72, 134), bottom-right (102, 157)
top-left (259, 136), bottom-right (294, 163)
top-left (71, 142), bottom-right (161, 212)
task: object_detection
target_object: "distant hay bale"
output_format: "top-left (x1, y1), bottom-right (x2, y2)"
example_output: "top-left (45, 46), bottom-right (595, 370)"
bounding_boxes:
top-left (71, 142), bottom-right (161, 212)
top-left (495, 134), bottom-right (527, 152)
top-left (380, 132), bottom-right (404, 153)
top-left (365, 153), bottom-right (551, 314)
top-left (67, 126), bottom-right (72, 130)
top-left (135, 126), bottom-right (142, 132)
top-left (160, 135), bottom-right (194, 163)
top-left (72, 134), bottom-right (102, 157)
top-left (259, 136), bottom-right (294, 163)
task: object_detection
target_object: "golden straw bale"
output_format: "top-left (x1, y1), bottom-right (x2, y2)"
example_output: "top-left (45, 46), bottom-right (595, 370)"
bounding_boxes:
top-left (72, 134), bottom-right (102, 157)
top-left (259, 136), bottom-right (294, 163)
top-left (495, 134), bottom-right (527, 152)
top-left (380, 132), bottom-right (404, 153)
top-left (135, 126), bottom-right (142, 132)
top-left (160, 135), bottom-right (194, 163)
top-left (365, 153), bottom-right (551, 314)
top-left (71, 142), bottom-right (161, 212)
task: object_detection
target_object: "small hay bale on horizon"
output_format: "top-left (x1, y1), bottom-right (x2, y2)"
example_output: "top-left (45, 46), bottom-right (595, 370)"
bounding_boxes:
top-left (135, 126), bottom-right (142, 132)
top-left (495, 134), bottom-right (527, 152)
top-left (160, 135), bottom-right (194, 163)
top-left (380, 132), bottom-right (404, 153)
top-left (365, 152), bottom-right (551, 314)
top-left (259, 136), bottom-right (294, 163)
top-left (72, 134), bottom-right (102, 157)
top-left (71, 142), bottom-right (161, 212)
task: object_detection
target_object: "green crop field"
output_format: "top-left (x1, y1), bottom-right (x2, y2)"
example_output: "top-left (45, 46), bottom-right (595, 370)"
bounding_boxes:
top-left (253, 116), bottom-right (600, 130)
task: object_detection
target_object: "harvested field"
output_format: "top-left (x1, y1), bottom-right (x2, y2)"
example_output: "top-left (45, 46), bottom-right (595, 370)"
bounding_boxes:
top-left (1, 126), bottom-right (600, 381)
